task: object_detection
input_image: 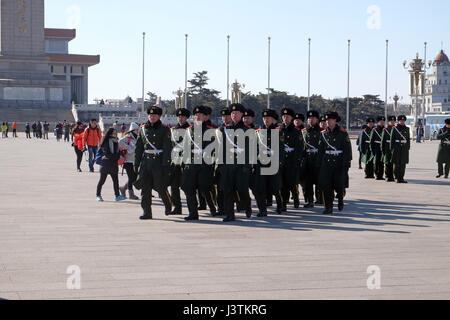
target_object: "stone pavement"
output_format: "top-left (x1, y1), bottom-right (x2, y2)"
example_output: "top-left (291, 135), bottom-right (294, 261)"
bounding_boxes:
top-left (0, 133), bottom-right (449, 300)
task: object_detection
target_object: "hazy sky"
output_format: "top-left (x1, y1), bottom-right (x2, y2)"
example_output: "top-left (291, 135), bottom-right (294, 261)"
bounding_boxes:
top-left (45, 0), bottom-right (450, 104)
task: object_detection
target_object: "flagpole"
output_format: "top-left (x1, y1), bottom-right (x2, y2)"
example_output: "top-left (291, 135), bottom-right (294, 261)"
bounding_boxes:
top-left (227, 35), bottom-right (230, 108)
top-left (142, 32), bottom-right (146, 112)
top-left (423, 42), bottom-right (427, 128)
top-left (346, 39), bottom-right (351, 132)
top-left (307, 38), bottom-right (311, 111)
top-left (184, 34), bottom-right (188, 109)
top-left (268, 36), bottom-right (271, 109)
top-left (385, 39), bottom-right (389, 120)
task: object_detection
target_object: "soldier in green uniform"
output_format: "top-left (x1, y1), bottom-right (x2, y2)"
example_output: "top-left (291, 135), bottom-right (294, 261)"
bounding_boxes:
top-left (370, 116), bottom-right (386, 180)
top-left (381, 116), bottom-right (396, 182)
top-left (217, 103), bottom-right (253, 222)
top-left (168, 108), bottom-right (191, 215)
top-left (301, 110), bottom-right (321, 208)
top-left (318, 112), bottom-right (352, 215)
top-left (181, 106), bottom-right (218, 221)
top-left (279, 108), bottom-right (303, 211)
top-left (197, 106), bottom-right (217, 212)
top-left (294, 113), bottom-right (306, 208)
top-left (315, 115), bottom-right (328, 205)
top-left (436, 118), bottom-right (450, 178)
top-left (359, 118), bottom-right (375, 179)
top-left (389, 115), bottom-right (411, 184)
top-left (252, 109), bottom-right (284, 216)
top-left (215, 108), bottom-right (233, 216)
top-left (134, 106), bottom-right (173, 220)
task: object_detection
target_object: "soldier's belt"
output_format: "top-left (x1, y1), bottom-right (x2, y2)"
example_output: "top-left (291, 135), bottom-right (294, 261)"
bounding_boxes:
top-left (144, 149), bottom-right (163, 155)
top-left (386, 140), bottom-right (391, 143)
top-left (307, 148), bottom-right (319, 154)
top-left (374, 141), bottom-right (381, 144)
top-left (395, 140), bottom-right (407, 144)
top-left (325, 150), bottom-right (343, 156)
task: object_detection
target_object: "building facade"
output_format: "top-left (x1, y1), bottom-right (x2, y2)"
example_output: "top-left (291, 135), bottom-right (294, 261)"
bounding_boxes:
top-left (424, 50), bottom-right (450, 113)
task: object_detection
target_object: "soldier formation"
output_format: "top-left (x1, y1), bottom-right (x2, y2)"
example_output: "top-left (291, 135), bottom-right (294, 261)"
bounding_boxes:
top-left (359, 115), bottom-right (411, 183)
top-left (132, 104), bottom-right (353, 222)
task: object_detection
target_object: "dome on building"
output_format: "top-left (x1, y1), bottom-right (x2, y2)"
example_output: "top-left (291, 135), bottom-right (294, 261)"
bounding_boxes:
top-left (434, 50), bottom-right (449, 65)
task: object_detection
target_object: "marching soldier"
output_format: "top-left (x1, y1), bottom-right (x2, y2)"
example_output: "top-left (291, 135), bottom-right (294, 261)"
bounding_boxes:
top-left (168, 108), bottom-right (191, 215)
top-left (370, 116), bottom-right (386, 180)
top-left (436, 118), bottom-right (450, 179)
top-left (294, 113), bottom-right (305, 130)
top-left (315, 115), bottom-right (328, 205)
top-left (182, 106), bottom-right (218, 221)
top-left (381, 116), bottom-right (396, 182)
top-left (302, 110), bottom-right (321, 208)
top-left (243, 109), bottom-right (256, 128)
top-left (217, 103), bottom-right (253, 222)
top-left (318, 112), bottom-right (352, 215)
top-left (359, 118), bottom-right (375, 179)
top-left (252, 109), bottom-right (284, 216)
top-left (279, 108), bottom-right (303, 211)
top-left (134, 106), bottom-right (173, 220)
top-left (389, 115), bottom-right (411, 184)
top-left (294, 113), bottom-right (306, 206)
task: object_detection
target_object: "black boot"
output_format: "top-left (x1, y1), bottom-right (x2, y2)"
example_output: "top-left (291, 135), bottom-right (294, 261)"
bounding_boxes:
top-left (140, 210), bottom-right (152, 220)
top-left (322, 208), bottom-right (333, 215)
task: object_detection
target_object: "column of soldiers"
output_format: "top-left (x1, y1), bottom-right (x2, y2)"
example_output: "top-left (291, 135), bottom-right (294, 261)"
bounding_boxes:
top-left (133, 104), bottom-right (354, 221)
top-left (359, 115), bottom-right (411, 183)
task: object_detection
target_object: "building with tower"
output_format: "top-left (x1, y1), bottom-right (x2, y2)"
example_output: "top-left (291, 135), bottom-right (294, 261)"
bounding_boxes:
top-left (424, 50), bottom-right (450, 113)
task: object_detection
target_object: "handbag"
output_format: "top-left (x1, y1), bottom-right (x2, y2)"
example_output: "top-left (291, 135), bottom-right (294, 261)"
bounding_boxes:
top-left (95, 148), bottom-right (104, 165)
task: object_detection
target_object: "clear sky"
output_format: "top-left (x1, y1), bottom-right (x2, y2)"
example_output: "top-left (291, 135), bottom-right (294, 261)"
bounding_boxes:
top-left (45, 0), bottom-right (450, 104)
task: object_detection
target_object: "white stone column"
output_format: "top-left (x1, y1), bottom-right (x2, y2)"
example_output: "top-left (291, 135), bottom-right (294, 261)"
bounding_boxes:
top-left (83, 67), bottom-right (89, 104)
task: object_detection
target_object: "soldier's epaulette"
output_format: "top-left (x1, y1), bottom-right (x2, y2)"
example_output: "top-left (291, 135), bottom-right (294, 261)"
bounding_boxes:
top-left (140, 124), bottom-right (146, 128)
top-left (394, 125), bottom-right (398, 128)
top-left (256, 128), bottom-right (261, 132)
top-left (211, 123), bottom-right (218, 128)
top-left (340, 128), bottom-right (347, 133)
top-left (162, 123), bottom-right (170, 128)
top-left (187, 126), bottom-right (193, 130)
top-left (206, 126), bottom-right (214, 129)
top-left (321, 129), bottom-right (327, 133)
top-left (276, 126), bottom-right (281, 130)
top-left (302, 128), bottom-right (307, 132)
top-left (295, 127), bottom-right (301, 131)
top-left (244, 124), bottom-right (251, 128)
top-left (171, 126), bottom-right (176, 130)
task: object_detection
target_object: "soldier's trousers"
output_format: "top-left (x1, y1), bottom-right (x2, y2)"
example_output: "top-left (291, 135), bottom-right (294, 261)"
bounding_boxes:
top-left (323, 188), bottom-right (344, 211)
top-left (217, 189), bottom-right (224, 214)
top-left (365, 162), bottom-right (374, 178)
top-left (394, 163), bottom-right (407, 181)
top-left (185, 189), bottom-right (216, 218)
top-left (224, 191), bottom-right (250, 220)
top-left (170, 166), bottom-right (183, 210)
top-left (374, 159), bottom-right (384, 179)
top-left (385, 163), bottom-right (394, 180)
top-left (142, 184), bottom-right (172, 215)
top-left (438, 162), bottom-right (450, 176)
top-left (304, 165), bottom-right (320, 204)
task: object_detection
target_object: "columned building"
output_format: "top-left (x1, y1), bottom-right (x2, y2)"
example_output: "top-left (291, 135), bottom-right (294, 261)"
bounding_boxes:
top-left (424, 50), bottom-right (450, 113)
top-left (45, 29), bottom-right (99, 104)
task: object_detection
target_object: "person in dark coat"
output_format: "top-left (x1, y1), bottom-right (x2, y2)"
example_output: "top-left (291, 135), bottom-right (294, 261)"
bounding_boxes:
top-left (436, 119), bottom-right (450, 178)
top-left (96, 128), bottom-right (126, 202)
top-left (389, 115), bottom-right (411, 183)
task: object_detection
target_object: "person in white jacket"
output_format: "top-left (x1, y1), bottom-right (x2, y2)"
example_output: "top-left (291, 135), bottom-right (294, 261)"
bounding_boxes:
top-left (119, 122), bottom-right (140, 200)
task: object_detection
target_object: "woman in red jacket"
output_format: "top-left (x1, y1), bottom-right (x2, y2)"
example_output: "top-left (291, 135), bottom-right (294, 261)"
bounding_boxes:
top-left (72, 122), bottom-right (85, 172)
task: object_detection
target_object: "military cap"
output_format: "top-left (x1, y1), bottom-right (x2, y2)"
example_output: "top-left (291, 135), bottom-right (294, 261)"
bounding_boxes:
top-left (320, 116), bottom-right (327, 122)
top-left (262, 109), bottom-right (279, 120)
top-left (203, 106), bottom-right (212, 115)
top-left (397, 115), bottom-right (407, 121)
top-left (230, 103), bottom-right (246, 113)
top-left (325, 111), bottom-right (341, 122)
top-left (388, 116), bottom-right (397, 122)
top-left (377, 116), bottom-right (386, 122)
top-left (295, 113), bottom-right (305, 121)
top-left (366, 117), bottom-right (375, 123)
top-left (221, 108), bottom-right (231, 116)
top-left (281, 108), bottom-right (295, 118)
top-left (445, 118), bottom-right (450, 125)
top-left (244, 109), bottom-right (255, 118)
top-left (307, 110), bottom-right (320, 119)
top-left (193, 106), bottom-right (208, 115)
top-left (176, 108), bottom-right (191, 118)
top-left (147, 105), bottom-right (163, 115)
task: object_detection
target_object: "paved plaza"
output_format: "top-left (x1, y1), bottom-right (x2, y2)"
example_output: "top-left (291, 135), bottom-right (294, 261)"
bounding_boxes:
top-left (0, 134), bottom-right (449, 300)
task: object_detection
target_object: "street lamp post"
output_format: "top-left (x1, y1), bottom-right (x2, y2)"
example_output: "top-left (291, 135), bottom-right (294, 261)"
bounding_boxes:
top-left (389, 93), bottom-right (403, 116)
top-left (385, 40), bottom-right (389, 121)
top-left (403, 53), bottom-right (431, 138)
top-left (422, 42), bottom-right (432, 138)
